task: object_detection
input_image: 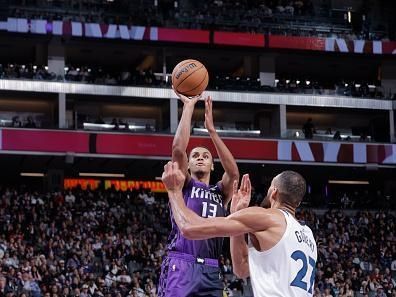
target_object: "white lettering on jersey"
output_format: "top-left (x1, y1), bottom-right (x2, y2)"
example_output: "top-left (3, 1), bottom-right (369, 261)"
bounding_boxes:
top-left (190, 186), bottom-right (223, 207)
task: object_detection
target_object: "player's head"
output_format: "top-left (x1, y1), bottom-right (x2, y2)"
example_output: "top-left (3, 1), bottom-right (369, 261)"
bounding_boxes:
top-left (188, 146), bottom-right (214, 177)
top-left (264, 171), bottom-right (306, 209)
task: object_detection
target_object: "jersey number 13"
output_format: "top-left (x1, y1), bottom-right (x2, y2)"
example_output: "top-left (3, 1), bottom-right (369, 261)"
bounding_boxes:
top-left (202, 202), bottom-right (217, 218)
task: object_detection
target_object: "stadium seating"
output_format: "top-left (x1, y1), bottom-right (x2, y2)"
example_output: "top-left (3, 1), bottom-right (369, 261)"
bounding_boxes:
top-left (0, 186), bottom-right (394, 296)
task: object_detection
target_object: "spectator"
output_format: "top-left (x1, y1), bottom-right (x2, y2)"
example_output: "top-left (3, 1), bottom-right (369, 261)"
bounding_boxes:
top-left (341, 193), bottom-right (350, 208)
top-left (143, 192), bottom-right (155, 206)
top-left (333, 131), bottom-right (342, 140)
top-left (24, 116), bottom-right (36, 128)
top-left (111, 118), bottom-right (119, 130)
top-left (11, 116), bottom-right (22, 128)
top-left (303, 118), bottom-right (316, 139)
top-left (65, 191), bottom-right (76, 205)
top-left (0, 184), bottom-right (393, 297)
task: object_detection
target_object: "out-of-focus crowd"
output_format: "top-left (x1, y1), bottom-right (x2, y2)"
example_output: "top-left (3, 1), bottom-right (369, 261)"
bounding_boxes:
top-left (0, 186), bottom-right (394, 297)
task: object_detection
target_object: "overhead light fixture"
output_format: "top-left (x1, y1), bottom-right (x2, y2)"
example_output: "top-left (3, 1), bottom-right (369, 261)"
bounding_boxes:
top-left (155, 176), bottom-right (162, 181)
top-left (79, 173), bottom-right (125, 178)
top-left (328, 180), bottom-right (369, 185)
top-left (20, 172), bottom-right (44, 177)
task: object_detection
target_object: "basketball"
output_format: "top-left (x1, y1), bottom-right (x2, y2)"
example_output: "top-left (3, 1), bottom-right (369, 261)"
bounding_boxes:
top-left (171, 59), bottom-right (209, 97)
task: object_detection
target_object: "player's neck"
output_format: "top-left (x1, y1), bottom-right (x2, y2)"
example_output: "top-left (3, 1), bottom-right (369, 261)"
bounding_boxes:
top-left (273, 203), bottom-right (296, 218)
top-left (192, 172), bottom-right (210, 185)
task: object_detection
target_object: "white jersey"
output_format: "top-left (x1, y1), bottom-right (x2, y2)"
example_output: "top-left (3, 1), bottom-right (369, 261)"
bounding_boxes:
top-left (248, 209), bottom-right (317, 297)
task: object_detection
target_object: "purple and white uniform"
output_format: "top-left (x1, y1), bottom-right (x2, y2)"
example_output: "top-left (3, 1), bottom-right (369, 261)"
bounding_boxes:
top-left (158, 178), bottom-right (226, 297)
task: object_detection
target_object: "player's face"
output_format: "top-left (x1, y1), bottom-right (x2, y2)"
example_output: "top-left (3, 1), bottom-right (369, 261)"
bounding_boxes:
top-left (188, 147), bottom-right (213, 174)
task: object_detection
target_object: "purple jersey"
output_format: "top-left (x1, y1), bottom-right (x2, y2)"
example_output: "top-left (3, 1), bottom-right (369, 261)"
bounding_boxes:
top-left (167, 178), bottom-right (226, 259)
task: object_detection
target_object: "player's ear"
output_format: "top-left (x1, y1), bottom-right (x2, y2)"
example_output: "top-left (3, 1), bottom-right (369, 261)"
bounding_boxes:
top-left (271, 187), bottom-right (278, 200)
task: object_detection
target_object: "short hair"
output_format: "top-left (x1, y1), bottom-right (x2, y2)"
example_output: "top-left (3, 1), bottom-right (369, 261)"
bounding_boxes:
top-left (273, 171), bottom-right (306, 208)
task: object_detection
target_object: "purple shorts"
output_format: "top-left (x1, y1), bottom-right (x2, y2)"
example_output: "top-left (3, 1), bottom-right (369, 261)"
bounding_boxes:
top-left (157, 251), bottom-right (223, 297)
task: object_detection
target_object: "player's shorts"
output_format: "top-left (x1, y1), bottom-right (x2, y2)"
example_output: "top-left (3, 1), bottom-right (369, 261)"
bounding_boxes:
top-left (158, 251), bottom-right (223, 297)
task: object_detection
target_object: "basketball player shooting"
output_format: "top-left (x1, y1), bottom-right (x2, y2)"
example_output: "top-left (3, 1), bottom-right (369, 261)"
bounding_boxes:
top-left (162, 161), bottom-right (317, 297)
top-left (157, 90), bottom-right (239, 297)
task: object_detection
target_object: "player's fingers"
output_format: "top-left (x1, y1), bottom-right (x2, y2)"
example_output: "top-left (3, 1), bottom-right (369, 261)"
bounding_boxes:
top-left (173, 88), bottom-right (189, 104)
top-left (193, 92), bottom-right (203, 99)
top-left (163, 162), bottom-right (170, 176)
top-left (241, 174), bottom-right (248, 192)
top-left (207, 96), bottom-right (212, 111)
top-left (191, 95), bottom-right (201, 104)
top-left (246, 174), bottom-right (251, 194)
top-left (168, 161), bottom-right (174, 172)
top-left (232, 180), bottom-right (238, 195)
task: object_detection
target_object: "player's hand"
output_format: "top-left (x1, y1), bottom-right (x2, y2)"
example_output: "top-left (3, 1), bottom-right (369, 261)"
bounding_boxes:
top-left (172, 85), bottom-right (202, 106)
top-left (204, 96), bottom-right (216, 133)
top-left (162, 161), bottom-right (186, 193)
top-left (230, 174), bottom-right (251, 213)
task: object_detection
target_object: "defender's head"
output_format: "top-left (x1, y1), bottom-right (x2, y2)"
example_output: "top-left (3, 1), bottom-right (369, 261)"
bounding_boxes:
top-left (264, 171), bottom-right (306, 209)
top-left (188, 146), bottom-right (214, 176)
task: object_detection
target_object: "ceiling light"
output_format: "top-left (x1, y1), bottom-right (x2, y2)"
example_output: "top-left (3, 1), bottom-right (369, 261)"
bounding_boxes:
top-left (79, 173), bottom-right (125, 178)
top-left (20, 172), bottom-right (44, 177)
top-left (328, 180), bottom-right (369, 185)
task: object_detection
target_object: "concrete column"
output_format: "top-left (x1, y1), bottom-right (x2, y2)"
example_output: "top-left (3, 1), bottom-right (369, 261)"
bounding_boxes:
top-left (170, 97), bottom-right (178, 133)
top-left (243, 56), bottom-right (254, 77)
top-left (35, 43), bottom-right (47, 66)
top-left (259, 54), bottom-right (276, 87)
top-left (162, 50), bottom-right (167, 83)
top-left (280, 104), bottom-right (287, 138)
top-left (381, 61), bottom-right (396, 98)
top-left (58, 93), bottom-right (66, 129)
top-left (48, 38), bottom-right (65, 78)
top-left (390, 109), bottom-right (395, 143)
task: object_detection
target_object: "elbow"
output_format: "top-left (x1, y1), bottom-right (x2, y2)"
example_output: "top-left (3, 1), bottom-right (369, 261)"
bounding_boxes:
top-left (233, 267), bottom-right (250, 279)
top-left (230, 172), bottom-right (240, 182)
top-left (172, 144), bottom-right (185, 157)
top-left (180, 225), bottom-right (197, 240)
top-left (233, 260), bottom-right (250, 279)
